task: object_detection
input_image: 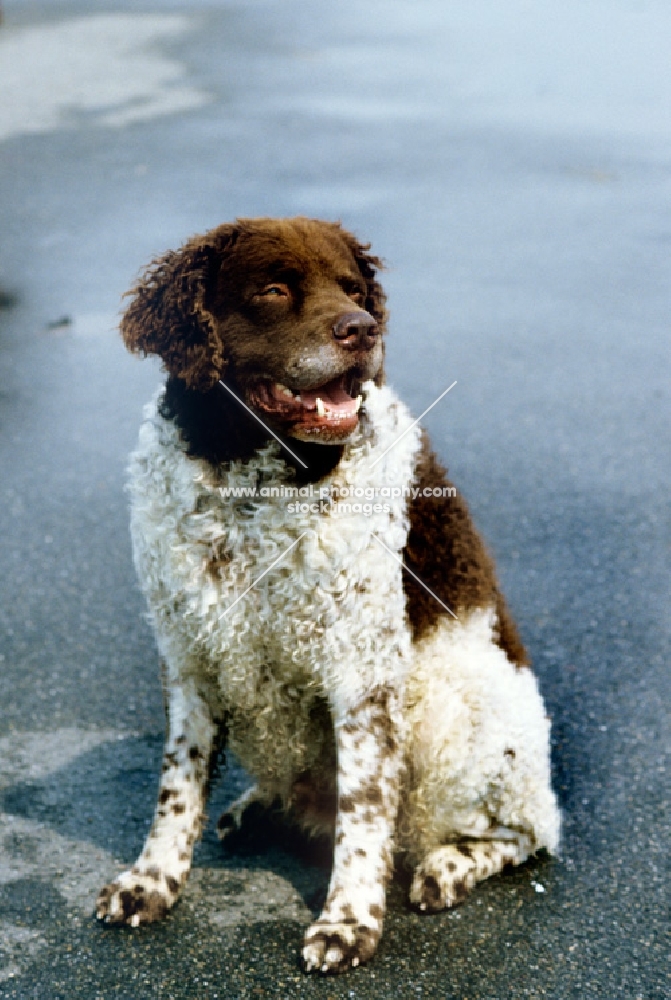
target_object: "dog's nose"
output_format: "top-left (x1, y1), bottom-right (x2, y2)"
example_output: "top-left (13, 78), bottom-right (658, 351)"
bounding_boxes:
top-left (332, 310), bottom-right (379, 350)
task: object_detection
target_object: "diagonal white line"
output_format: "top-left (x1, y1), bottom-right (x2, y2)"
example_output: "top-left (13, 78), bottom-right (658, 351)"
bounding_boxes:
top-left (370, 532), bottom-right (459, 620)
top-left (218, 532), bottom-right (308, 620)
top-left (218, 380), bottom-right (308, 469)
top-left (370, 380), bottom-right (457, 470)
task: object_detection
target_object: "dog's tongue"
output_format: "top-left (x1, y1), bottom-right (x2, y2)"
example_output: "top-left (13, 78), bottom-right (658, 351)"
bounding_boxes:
top-left (299, 375), bottom-right (353, 412)
top-left (255, 373), bottom-right (362, 440)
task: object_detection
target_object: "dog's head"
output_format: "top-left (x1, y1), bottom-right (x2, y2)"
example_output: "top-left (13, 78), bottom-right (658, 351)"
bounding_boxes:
top-left (121, 217), bottom-right (386, 444)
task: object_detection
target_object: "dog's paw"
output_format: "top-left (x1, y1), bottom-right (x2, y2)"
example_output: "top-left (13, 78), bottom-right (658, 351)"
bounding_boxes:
top-left (96, 867), bottom-right (180, 926)
top-left (410, 838), bottom-right (530, 912)
top-left (215, 810), bottom-right (238, 842)
top-left (301, 920), bottom-right (380, 974)
top-left (409, 846), bottom-right (476, 912)
top-left (216, 784), bottom-right (266, 843)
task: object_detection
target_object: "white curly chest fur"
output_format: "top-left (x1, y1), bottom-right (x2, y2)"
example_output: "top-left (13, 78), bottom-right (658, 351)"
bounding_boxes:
top-left (129, 384), bottom-right (420, 779)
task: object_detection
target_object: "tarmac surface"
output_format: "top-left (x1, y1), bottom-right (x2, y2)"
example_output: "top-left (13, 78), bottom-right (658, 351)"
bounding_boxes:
top-left (0, 1), bottom-right (669, 997)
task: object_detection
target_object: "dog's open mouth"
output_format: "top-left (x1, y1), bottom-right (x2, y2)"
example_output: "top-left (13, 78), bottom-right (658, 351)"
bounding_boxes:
top-left (248, 373), bottom-right (363, 440)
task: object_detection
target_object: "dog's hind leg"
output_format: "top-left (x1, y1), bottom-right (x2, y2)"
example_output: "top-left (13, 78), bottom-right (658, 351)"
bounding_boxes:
top-left (96, 677), bottom-right (222, 926)
top-left (409, 834), bottom-right (532, 912)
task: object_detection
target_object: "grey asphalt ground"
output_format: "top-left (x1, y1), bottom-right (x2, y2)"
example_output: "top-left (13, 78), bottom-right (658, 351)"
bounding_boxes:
top-left (0, 1), bottom-right (669, 997)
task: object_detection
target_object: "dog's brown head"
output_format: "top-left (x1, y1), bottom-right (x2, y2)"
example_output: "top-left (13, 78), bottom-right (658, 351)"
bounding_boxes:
top-left (121, 217), bottom-right (386, 445)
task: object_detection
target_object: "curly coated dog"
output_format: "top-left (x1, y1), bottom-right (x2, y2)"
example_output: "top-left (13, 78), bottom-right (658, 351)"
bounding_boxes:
top-left (96, 217), bottom-right (560, 974)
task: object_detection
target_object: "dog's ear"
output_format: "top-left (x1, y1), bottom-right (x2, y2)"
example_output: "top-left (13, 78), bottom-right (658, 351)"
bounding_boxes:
top-left (120, 224), bottom-right (238, 390)
top-left (338, 228), bottom-right (388, 335)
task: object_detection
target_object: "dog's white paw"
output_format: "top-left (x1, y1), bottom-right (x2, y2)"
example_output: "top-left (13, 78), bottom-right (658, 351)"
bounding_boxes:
top-left (410, 845), bottom-right (477, 912)
top-left (302, 920), bottom-right (380, 974)
top-left (96, 867), bottom-right (181, 926)
top-left (410, 838), bottom-right (531, 912)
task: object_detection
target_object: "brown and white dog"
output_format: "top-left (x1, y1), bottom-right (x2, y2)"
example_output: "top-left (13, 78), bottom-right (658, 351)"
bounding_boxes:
top-left (96, 217), bottom-right (560, 974)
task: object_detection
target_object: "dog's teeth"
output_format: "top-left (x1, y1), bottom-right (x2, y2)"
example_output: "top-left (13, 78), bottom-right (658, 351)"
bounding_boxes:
top-left (354, 394), bottom-right (362, 412)
top-left (315, 397), bottom-right (326, 417)
top-left (276, 383), bottom-right (295, 398)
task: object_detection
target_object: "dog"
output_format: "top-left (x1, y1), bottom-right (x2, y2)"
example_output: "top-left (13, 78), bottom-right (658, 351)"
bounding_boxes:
top-left (96, 217), bottom-right (560, 974)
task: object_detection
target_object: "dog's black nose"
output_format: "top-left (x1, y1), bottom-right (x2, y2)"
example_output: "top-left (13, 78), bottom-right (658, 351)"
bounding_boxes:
top-left (332, 310), bottom-right (379, 350)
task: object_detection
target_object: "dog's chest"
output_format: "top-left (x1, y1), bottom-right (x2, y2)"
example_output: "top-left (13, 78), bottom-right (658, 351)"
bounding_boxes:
top-left (130, 384), bottom-right (421, 707)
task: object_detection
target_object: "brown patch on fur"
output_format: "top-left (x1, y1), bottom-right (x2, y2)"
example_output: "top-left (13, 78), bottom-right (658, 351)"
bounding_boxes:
top-left (403, 434), bottom-right (529, 667)
top-left (493, 594), bottom-right (529, 667)
top-left (206, 545), bottom-right (232, 578)
top-left (419, 875), bottom-right (442, 909)
top-left (361, 784), bottom-right (383, 806)
top-left (451, 879), bottom-right (468, 904)
top-left (403, 435), bottom-right (495, 635)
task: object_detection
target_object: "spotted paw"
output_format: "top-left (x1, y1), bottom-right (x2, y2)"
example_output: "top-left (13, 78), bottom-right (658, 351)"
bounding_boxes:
top-left (96, 867), bottom-right (180, 926)
top-left (302, 920), bottom-right (380, 974)
top-left (409, 846), bottom-right (476, 912)
top-left (410, 869), bottom-right (470, 912)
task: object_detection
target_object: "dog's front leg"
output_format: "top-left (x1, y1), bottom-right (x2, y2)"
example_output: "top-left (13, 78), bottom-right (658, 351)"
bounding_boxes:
top-left (96, 678), bottom-right (221, 926)
top-left (302, 686), bottom-right (402, 974)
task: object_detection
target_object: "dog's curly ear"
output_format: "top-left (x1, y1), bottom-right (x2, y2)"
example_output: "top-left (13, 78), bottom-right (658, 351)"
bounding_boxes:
top-left (338, 228), bottom-right (388, 335)
top-left (120, 224), bottom-right (238, 390)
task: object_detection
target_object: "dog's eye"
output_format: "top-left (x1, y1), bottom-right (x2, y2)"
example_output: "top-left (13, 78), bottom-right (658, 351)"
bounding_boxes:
top-left (259, 283), bottom-right (290, 299)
